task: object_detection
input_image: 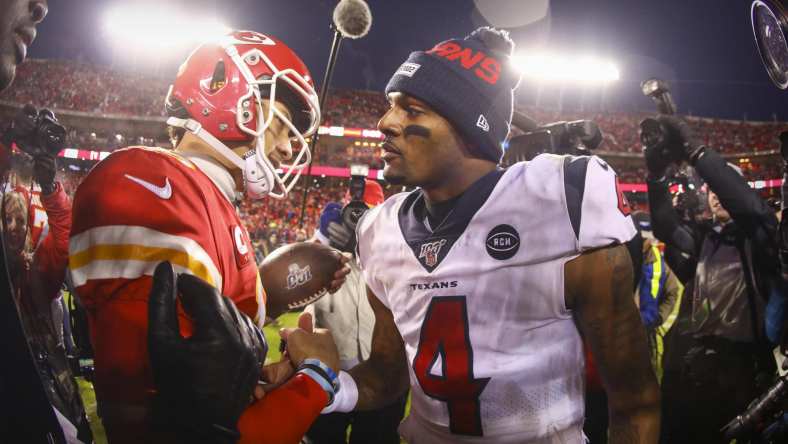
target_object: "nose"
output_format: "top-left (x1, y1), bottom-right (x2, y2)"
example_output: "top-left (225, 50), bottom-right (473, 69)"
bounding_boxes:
top-left (30, 0), bottom-right (48, 24)
top-left (377, 108), bottom-right (401, 139)
top-left (276, 137), bottom-right (293, 162)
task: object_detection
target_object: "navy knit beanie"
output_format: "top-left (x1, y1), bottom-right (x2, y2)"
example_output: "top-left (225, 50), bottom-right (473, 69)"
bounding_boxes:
top-left (385, 27), bottom-right (521, 163)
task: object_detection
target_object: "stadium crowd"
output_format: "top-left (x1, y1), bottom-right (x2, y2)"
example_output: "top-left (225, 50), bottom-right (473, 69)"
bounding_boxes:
top-left (1, 58), bottom-right (781, 257)
top-left (3, 58), bottom-right (785, 158)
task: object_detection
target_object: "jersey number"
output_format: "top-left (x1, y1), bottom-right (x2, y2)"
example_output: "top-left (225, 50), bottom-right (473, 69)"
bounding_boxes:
top-left (412, 296), bottom-right (490, 436)
top-left (614, 177), bottom-right (632, 216)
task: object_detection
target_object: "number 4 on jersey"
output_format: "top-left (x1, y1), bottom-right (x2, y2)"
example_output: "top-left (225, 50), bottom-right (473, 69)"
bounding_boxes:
top-left (413, 296), bottom-right (490, 436)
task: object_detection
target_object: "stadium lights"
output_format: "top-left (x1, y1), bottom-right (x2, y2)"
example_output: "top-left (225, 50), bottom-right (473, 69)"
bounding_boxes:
top-left (103, 4), bottom-right (231, 52)
top-left (511, 52), bottom-right (620, 83)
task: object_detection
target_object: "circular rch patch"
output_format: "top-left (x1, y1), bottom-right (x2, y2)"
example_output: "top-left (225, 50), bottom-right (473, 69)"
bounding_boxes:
top-left (485, 224), bottom-right (520, 260)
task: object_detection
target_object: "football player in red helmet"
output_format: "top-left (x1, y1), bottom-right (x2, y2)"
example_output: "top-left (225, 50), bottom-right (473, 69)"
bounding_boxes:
top-left (69, 30), bottom-right (345, 443)
top-left (164, 30), bottom-right (320, 200)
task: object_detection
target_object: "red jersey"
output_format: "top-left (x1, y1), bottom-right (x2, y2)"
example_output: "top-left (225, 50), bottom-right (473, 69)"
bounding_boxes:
top-left (11, 184), bottom-right (48, 248)
top-left (69, 147), bottom-right (265, 440)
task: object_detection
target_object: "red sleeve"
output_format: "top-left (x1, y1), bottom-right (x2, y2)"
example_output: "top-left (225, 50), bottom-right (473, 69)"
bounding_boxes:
top-left (32, 182), bottom-right (71, 299)
top-left (237, 373), bottom-right (329, 444)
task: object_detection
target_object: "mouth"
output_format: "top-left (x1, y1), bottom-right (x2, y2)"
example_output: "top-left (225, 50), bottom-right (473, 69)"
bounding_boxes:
top-left (13, 28), bottom-right (35, 64)
top-left (381, 141), bottom-right (402, 162)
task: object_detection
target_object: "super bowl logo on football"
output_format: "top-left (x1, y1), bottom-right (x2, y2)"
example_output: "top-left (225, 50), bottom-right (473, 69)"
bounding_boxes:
top-left (419, 239), bottom-right (447, 267)
top-left (286, 263), bottom-right (313, 290)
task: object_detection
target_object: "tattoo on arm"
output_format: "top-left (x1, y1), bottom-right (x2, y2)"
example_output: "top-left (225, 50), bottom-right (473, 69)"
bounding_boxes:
top-left (567, 245), bottom-right (661, 444)
top-left (348, 288), bottom-right (409, 411)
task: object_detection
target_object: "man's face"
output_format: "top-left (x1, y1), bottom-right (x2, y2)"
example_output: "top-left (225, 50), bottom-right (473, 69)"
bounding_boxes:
top-left (261, 99), bottom-right (296, 168)
top-left (0, 0), bottom-right (47, 91)
top-left (377, 92), bottom-right (469, 188)
top-left (228, 99), bottom-right (296, 176)
top-left (3, 195), bottom-right (27, 253)
top-left (708, 190), bottom-right (731, 224)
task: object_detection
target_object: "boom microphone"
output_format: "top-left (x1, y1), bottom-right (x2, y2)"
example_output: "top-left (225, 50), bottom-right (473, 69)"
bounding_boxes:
top-left (299, 0), bottom-right (373, 225)
top-left (333, 0), bottom-right (372, 39)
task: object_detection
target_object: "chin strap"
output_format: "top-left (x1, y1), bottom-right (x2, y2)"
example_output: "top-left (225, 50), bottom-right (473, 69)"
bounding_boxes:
top-left (168, 116), bottom-right (281, 200)
top-left (167, 117), bottom-right (246, 171)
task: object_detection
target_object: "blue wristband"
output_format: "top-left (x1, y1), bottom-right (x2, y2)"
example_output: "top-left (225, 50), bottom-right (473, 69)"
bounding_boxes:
top-left (296, 359), bottom-right (338, 405)
top-left (302, 358), bottom-right (338, 382)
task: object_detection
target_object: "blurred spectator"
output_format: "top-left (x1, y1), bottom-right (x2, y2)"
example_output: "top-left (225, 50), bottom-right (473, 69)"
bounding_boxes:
top-left (631, 212), bottom-right (684, 383)
top-left (3, 154), bottom-right (92, 441)
top-left (645, 118), bottom-right (779, 443)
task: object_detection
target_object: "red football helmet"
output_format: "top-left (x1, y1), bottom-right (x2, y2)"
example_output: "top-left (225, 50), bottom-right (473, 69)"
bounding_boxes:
top-left (165, 30), bottom-right (320, 199)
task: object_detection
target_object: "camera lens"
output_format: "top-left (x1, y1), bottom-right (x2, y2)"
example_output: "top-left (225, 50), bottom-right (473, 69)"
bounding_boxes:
top-left (42, 123), bottom-right (67, 152)
top-left (751, 0), bottom-right (788, 89)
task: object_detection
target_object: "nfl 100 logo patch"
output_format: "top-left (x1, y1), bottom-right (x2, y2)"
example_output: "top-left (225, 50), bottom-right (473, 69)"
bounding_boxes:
top-left (419, 239), bottom-right (447, 267)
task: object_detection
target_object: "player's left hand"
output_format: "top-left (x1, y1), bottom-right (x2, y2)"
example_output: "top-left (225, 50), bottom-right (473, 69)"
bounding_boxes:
top-left (148, 261), bottom-right (266, 443)
top-left (328, 251), bottom-right (352, 294)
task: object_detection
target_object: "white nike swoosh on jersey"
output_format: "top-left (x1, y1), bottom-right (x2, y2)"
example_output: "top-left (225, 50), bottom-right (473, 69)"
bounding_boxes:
top-left (124, 174), bottom-right (172, 200)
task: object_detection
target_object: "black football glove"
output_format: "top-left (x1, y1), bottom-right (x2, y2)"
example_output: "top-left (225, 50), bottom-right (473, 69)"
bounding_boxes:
top-left (148, 261), bottom-right (267, 444)
top-left (656, 115), bottom-right (706, 165)
top-left (33, 152), bottom-right (56, 195)
top-left (327, 221), bottom-right (356, 253)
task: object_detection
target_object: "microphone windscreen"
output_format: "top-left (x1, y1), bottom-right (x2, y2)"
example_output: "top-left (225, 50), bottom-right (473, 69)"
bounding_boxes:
top-left (333, 0), bottom-right (372, 39)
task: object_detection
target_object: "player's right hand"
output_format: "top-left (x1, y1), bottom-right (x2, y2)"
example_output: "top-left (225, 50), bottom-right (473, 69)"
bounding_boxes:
top-left (280, 312), bottom-right (340, 373)
top-left (148, 261), bottom-right (266, 444)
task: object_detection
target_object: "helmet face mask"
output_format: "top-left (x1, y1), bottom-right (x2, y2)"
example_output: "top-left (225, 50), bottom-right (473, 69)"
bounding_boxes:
top-left (166, 31), bottom-right (320, 200)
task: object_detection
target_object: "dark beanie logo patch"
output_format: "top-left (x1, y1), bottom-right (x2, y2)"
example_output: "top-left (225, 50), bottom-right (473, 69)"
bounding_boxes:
top-left (476, 114), bottom-right (490, 132)
top-left (426, 41), bottom-right (501, 85)
top-left (485, 224), bottom-right (520, 260)
top-left (395, 62), bottom-right (420, 78)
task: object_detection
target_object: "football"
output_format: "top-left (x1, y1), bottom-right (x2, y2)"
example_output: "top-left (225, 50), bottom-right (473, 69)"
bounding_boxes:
top-left (259, 241), bottom-right (342, 319)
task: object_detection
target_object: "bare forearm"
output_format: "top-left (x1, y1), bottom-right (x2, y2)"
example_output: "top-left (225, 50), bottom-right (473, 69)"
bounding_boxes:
top-left (568, 245), bottom-right (661, 444)
top-left (349, 354), bottom-right (409, 410)
top-left (608, 399), bottom-right (661, 444)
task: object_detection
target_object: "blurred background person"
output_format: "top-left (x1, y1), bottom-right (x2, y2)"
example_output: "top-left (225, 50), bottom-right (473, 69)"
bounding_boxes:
top-left (630, 211), bottom-right (684, 384)
top-left (3, 150), bottom-right (91, 442)
top-left (644, 116), bottom-right (779, 443)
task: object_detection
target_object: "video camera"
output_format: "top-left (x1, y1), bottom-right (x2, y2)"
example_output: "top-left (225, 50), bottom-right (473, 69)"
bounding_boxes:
top-left (670, 167), bottom-right (709, 223)
top-left (503, 115), bottom-right (603, 164)
top-left (2, 104), bottom-right (67, 158)
top-left (341, 164), bottom-right (370, 232)
top-left (722, 373), bottom-right (788, 441)
top-left (328, 164), bottom-right (369, 253)
top-left (638, 78), bottom-right (686, 169)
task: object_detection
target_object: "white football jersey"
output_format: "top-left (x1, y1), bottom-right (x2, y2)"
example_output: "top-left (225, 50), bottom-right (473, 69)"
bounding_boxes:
top-left (356, 154), bottom-right (636, 444)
